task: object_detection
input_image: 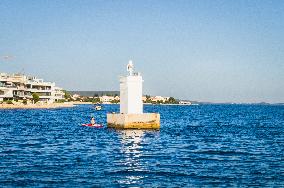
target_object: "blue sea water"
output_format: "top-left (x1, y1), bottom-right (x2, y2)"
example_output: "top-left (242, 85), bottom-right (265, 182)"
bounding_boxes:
top-left (0, 104), bottom-right (283, 187)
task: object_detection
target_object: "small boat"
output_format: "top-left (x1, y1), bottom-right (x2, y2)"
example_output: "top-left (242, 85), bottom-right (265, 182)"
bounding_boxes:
top-left (94, 106), bottom-right (102, 111)
top-left (81, 124), bottom-right (103, 128)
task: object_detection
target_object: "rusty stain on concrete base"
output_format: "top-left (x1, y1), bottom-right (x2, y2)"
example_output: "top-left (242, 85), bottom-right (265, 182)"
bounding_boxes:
top-left (107, 113), bottom-right (160, 129)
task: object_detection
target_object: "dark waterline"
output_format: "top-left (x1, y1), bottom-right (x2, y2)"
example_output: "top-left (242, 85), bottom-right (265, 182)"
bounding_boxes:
top-left (0, 104), bottom-right (283, 187)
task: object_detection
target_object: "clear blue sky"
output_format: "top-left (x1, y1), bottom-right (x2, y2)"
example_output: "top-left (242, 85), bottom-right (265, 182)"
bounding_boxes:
top-left (0, 0), bottom-right (283, 103)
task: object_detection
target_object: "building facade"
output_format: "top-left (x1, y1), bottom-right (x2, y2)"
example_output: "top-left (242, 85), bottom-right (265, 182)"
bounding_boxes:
top-left (0, 73), bottom-right (64, 103)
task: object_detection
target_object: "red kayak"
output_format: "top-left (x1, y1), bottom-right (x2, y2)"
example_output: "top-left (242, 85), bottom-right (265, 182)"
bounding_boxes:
top-left (81, 124), bottom-right (103, 128)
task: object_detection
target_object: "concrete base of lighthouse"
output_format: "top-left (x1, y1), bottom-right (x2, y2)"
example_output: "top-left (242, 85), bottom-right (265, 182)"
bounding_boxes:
top-left (107, 113), bottom-right (160, 129)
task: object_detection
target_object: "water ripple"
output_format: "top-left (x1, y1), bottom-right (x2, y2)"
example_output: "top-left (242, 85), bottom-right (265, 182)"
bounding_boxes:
top-left (0, 104), bottom-right (283, 187)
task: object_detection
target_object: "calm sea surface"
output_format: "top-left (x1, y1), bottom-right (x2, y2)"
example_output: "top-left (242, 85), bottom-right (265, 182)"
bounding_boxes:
top-left (0, 104), bottom-right (283, 187)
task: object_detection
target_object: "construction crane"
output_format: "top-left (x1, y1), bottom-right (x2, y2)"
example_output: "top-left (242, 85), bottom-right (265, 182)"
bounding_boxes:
top-left (0, 55), bottom-right (25, 75)
top-left (0, 55), bottom-right (14, 61)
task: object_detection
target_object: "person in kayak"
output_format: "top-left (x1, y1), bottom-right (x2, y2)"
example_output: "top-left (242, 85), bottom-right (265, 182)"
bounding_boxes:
top-left (91, 116), bottom-right (96, 126)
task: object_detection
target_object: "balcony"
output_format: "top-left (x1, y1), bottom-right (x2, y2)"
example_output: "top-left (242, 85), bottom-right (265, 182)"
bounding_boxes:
top-left (16, 86), bottom-right (26, 90)
top-left (0, 85), bottom-right (17, 89)
top-left (14, 93), bottom-right (25, 97)
top-left (26, 88), bottom-right (52, 93)
top-left (39, 96), bottom-right (53, 99)
top-left (26, 81), bottom-right (55, 87)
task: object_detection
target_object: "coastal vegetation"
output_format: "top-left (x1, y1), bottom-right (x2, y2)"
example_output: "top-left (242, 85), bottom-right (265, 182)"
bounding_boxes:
top-left (0, 89), bottom-right (181, 106)
top-left (32, 93), bottom-right (40, 103)
top-left (145, 95), bottom-right (152, 103)
top-left (6, 100), bottom-right (13, 104)
top-left (23, 99), bottom-right (27, 105)
top-left (165, 97), bottom-right (179, 104)
top-left (56, 99), bottom-right (66, 103)
top-left (110, 99), bottom-right (120, 104)
top-left (63, 90), bottom-right (72, 101)
top-left (65, 91), bottom-right (180, 104)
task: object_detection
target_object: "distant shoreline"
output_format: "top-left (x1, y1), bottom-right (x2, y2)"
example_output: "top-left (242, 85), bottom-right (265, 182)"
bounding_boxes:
top-left (0, 102), bottom-right (281, 109)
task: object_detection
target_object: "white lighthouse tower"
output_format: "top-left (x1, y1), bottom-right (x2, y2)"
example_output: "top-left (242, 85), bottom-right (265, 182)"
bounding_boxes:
top-left (120, 60), bottom-right (143, 114)
top-left (107, 60), bottom-right (160, 129)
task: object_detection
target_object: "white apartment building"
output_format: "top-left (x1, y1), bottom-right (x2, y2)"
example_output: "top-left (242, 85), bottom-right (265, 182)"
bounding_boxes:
top-left (71, 94), bottom-right (81, 100)
top-left (54, 87), bottom-right (65, 101)
top-left (99, 95), bottom-right (120, 103)
top-left (150, 96), bottom-right (167, 103)
top-left (100, 95), bottom-right (115, 103)
top-left (0, 73), bottom-right (65, 103)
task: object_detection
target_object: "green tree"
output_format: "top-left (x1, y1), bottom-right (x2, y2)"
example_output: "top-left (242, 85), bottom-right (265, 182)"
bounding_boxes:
top-left (83, 97), bottom-right (92, 102)
top-left (110, 99), bottom-right (120, 104)
top-left (56, 99), bottom-right (66, 103)
top-left (157, 100), bottom-right (163, 104)
top-left (23, 99), bottom-right (27, 105)
top-left (63, 90), bottom-right (73, 101)
top-left (167, 97), bottom-right (178, 104)
top-left (6, 100), bottom-right (13, 104)
top-left (92, 97), bottom-right (101, 104)
top-left (32, 93), bottom-right (40, 103)
top-left (63, 90), bottom-right (70, 99)
top-left (145, 95), bottom-right (152, 103)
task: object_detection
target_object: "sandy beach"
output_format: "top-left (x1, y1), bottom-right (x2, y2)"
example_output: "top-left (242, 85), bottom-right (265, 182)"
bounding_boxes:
top-left (71, 102), bottom-right (93, 105)
top-left (0, 102), bottom-right (75, 109)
